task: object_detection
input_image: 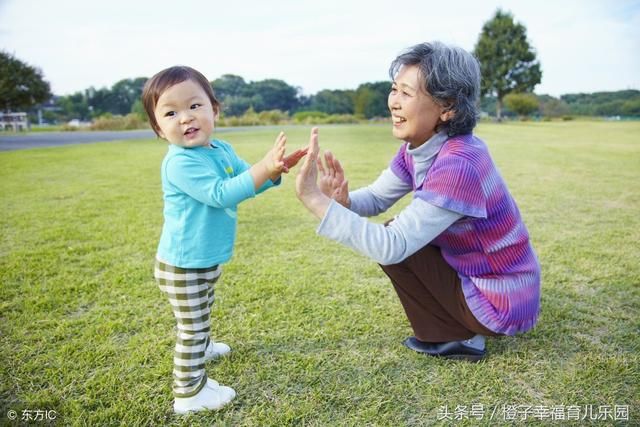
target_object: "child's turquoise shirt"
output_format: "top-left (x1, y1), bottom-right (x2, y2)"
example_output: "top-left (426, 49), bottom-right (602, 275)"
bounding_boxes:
top-left (156, 139), bottom-right (279, 268)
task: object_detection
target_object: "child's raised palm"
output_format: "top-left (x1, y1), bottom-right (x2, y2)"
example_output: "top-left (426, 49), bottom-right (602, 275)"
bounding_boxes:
top-left (261, 132), bottom-right (287, 180)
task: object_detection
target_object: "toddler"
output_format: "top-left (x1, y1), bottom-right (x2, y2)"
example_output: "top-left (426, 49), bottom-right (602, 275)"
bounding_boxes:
top-left (142, 66), bottom-right (305, 414)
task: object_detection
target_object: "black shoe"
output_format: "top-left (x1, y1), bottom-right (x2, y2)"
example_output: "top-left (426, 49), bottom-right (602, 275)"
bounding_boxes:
top-left (402, 336), bottom-right (486, 362)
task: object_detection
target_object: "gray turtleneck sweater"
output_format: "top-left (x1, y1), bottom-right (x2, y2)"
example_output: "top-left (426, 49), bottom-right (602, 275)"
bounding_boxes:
top-left (316, 132), bottom-right (463, 265)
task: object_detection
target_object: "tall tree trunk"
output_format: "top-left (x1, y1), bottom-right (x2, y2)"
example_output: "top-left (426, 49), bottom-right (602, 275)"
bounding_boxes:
top-left (496, 97), bottom-right (503, 121)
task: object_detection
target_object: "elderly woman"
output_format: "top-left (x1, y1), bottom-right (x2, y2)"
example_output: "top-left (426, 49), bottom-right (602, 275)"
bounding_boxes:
top-left (295, 42), bottom-right (541, 361)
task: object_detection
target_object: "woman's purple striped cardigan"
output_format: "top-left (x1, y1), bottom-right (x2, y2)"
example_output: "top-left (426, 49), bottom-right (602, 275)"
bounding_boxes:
top-left (390, 134), bottom-right (541, 335)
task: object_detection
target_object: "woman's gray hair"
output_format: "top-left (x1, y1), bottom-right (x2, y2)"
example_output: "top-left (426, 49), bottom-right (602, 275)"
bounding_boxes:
top-left (389, 41), bottom-right (480, 136)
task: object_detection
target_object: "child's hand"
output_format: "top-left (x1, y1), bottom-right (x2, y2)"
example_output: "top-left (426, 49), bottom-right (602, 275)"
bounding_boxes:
top-left (317, 150), bottom-right (350, 208)
top-left (263, 133), bottom-right (308, 181)
top-left (262, 131), bottom-right (287, 181)
top-left (282, 147), bottom-right (308, 173)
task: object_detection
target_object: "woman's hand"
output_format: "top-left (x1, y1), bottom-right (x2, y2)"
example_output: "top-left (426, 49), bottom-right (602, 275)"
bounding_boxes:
top-left (295, 127), bottom-right (331, 219)
top-left (317, 151), bottom-right (350, 208)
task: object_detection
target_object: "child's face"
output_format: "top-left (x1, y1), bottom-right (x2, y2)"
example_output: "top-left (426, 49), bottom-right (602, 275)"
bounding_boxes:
top-left (154, 79), bottom-right (216, 148)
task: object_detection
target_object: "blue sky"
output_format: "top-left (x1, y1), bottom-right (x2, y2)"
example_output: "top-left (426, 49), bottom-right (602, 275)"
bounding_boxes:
top-left (1, 0), bottom-right (639, 97)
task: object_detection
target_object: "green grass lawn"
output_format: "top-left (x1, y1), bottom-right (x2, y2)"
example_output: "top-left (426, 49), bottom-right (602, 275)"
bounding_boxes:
top-left (1, 122), bottom-right (638, 426)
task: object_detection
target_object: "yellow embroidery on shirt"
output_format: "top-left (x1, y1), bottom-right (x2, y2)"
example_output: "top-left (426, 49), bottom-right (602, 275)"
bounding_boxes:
top-left (225, 166), bottom-right (233, 175)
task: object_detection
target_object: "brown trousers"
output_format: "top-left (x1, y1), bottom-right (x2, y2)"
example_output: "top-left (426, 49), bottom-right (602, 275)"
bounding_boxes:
top-left (380, 245), bottom-right (499, 342)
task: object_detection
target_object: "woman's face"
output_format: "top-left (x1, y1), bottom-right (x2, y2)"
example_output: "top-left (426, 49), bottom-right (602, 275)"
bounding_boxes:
top-left (388, 65), bottom-right (450, 148)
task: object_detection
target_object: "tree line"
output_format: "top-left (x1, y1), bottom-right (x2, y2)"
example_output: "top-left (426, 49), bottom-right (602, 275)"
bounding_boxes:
top-left (14, 67), bottom-right (640, 126)
top-left (33, 74), bottom-right (391, 124)
top-left (30, 74), bottom-right (640, 125)
top-left (479, 90), bottom-right (640, 119)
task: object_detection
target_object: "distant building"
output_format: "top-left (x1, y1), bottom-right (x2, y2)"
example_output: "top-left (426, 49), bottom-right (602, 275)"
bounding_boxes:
top-left (0, 112), bottom-right (30, 131)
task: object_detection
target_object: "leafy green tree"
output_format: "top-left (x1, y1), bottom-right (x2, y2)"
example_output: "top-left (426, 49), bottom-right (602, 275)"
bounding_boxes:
top-left (67, 80), bottom-right (138, 118)
top-left (561, 90), bottom-right (640, 116)
top-left (211, 74), bottom-right (252, 115)
top-left (479, 95), bottom-right (498, 116)
top-left (594, 100), bottom-right (627, 116)
top-left (473, 9), bottom-right (542, 120)
top-left (130, 99), bottom-right (147, 121)
top-left (538, 95), bottom-right (570, 118)
top-left (621, 98), bottom-right (640, 116)
top-left (58, 92), bottom-right (90, 120)
top-left (85, 87), bottom-right (114, 117)
top-left (310, 89), bottom-right (355, 114)
top-left (354, 81), bottom-right (391, 118)
top-left (504, 92), bottom-right (539, 119)
top-left (220, 95), bottom-right (259, 117)
top-left (110, 77), bottom-right (147, 115)
top-left (247, 79), bottom-right (299, 112)
top-left (212, 74), bottom-right (248, 99)
top-left (0, 51), bottom-right (51, 112)
top-left (354, 87), bottom-right (374, 118)
top-left (212, 75), bottom-right (298, 115)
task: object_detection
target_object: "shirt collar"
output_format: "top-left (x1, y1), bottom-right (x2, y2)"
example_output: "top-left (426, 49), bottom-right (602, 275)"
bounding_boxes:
top-left (406, 131), bottom-right (448, 162)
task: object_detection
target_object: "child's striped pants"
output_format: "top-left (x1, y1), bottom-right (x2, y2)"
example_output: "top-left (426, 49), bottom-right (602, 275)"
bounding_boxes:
top-left (154, 259), bottom-right (221, 398)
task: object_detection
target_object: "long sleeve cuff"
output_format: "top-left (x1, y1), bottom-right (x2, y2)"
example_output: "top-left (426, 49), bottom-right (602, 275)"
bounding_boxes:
top-left (256, 175), bottom-right (281, 195)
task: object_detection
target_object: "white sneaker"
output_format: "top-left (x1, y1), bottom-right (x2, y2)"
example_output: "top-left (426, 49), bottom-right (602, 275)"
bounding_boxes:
top-left (174, 378), bottom-right (236, 414)
top-left (205, 341), bottom-right (231, 361)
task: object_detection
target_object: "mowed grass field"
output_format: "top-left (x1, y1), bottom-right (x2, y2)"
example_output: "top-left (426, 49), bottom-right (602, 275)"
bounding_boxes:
top-left (1, 121), bottom-right (638, 426)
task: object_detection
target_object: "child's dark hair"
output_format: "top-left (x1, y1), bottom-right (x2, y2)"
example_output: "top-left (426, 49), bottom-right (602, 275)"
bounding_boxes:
top-left (142, 66), bottom-right (221, 136)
